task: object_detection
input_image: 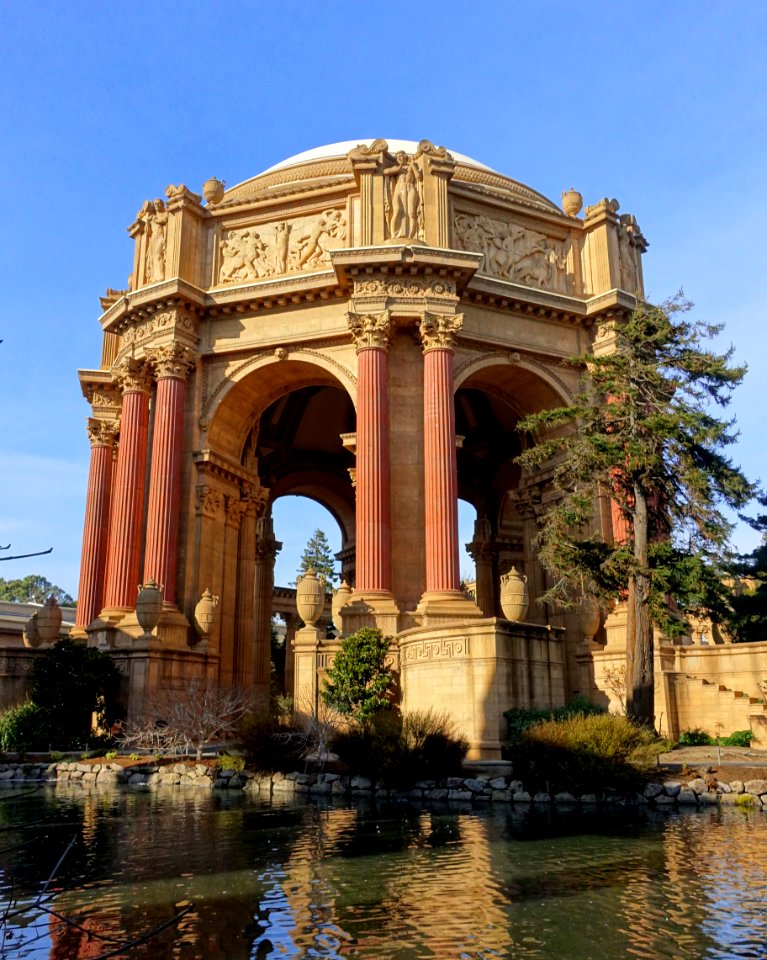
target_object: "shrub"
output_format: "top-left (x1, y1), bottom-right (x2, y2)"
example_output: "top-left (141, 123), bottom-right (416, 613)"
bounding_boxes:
top-left (0, 701), bottom-right (48, 752)
top-left (216, 753), bottom-right (245, 773)
top-left (331, 709), bottom-right (468, 788)
top-left (321, 627), bottom-right (394, 721)
top-left (721, 730), bottom-right (753, 747)
top-left (510, 712), bottom-right (668, 794)
top-left (678, 728), bottom-right (715, 746)
top-left (504, 696), bottom-right (605, 747)
top-left (237, 710), bottom-right (307, 773)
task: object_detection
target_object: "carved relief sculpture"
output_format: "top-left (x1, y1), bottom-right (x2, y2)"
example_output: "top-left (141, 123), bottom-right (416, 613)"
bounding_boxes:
top-left (454, 212), bottom-right (569, 292)
top-left (347, 311), bottom-right (392, 351)
top-left (143, 199), bottom-right (168, 283)
top-left (216, 209), bottom-right (346, 285)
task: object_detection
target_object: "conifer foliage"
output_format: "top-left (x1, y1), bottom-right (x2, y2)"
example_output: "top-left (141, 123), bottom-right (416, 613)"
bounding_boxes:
top-left (296, 528), bottom-right (338, 585)
top-left (517, 296), bottom-right (755, 725)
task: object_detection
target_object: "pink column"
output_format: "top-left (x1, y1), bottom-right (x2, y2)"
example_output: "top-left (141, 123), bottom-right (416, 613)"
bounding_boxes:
top-left (419, 313), bottom-right (464, 593)
top-left (143, 345), bottom-right (194, 603)
top-left (75, 419), bottom-right (117, 628)
top-left (348, 312), bottom-right (392, 592)
top-left (102, 360), bottom-right (152, 612)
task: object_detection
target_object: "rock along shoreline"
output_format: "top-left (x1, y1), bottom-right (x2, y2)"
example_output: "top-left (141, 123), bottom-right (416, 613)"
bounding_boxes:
top-left (1, 761), bottom-right (766, 808)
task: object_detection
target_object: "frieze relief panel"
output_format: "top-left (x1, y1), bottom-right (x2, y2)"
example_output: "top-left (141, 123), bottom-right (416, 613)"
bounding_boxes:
top-left (454, 212), bottom-right (571, 294)
top-left (215, 208), bottom-right (347, 285)
top-left (402, 637), bottom-right (470, 663)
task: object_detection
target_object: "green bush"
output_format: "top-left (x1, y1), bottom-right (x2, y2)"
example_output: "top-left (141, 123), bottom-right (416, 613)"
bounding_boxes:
top-left (504, 695), bottom-right (605, 747)
top-left (510, 712), bottom-right (668, 794)
top-left (721, 730), bottom-right (753, 747)
top-left (216, 753), bottom-right (245, 773)
top-left (0, 701), bottom-right (48, 752)
top-left (678, 728), bottom-right (715, 746)
top-left (331, 709), bottom-right (468, 788)
top-left (321, 627), bottom-right (394, 721)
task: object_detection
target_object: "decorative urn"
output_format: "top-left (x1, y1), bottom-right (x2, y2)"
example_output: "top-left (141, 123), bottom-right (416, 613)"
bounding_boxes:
top-left (296, 569), bottom-right (325, 626)
top-left (561, 188), bottom-right (583, 218)
top-left (202, 177), bottom-right (225, 204)
top-left (22, 613), bottom-right (42, 649)
top-left (36, 596), bottom-right (62, 644)
top-left (331, 580), bottom-right (353, 631)
top-left (136, 579), bottom-right (164, 638)
top-left (500, 566), bottom-right (529, 622)
top-left (577, 595), bottom-right (602, 644)
top-left (194, 588), bottom-right (219, 641)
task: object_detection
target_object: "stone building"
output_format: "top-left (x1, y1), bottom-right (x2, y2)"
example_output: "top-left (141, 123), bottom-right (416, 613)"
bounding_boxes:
top-left (73, 137), bottom-right (751, 758)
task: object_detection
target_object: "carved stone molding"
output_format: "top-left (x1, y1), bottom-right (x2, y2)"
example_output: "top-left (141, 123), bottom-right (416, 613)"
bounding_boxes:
top-left (82, 381), bottom-right (122, 418)
top-left (225, 495), bottom-right (249, 530)
top-left (195, 484), bottom-right (224, 520)
top-left (146, 342), bottom-right (197, 380)
top-left (401, 636), bottom-right (470, 663)
top-left (347, 310), bottom-right (392, 351)
top-left (86, 418), bottom-right (118, 448)
top-left (119, 305), bottom-right (200, 356)
top-left (418, 312), bottom-right (463, 352)
top-left (352, 276), bottom-right (458, 301)
top-left (113, 358), bottom-right (152, 395)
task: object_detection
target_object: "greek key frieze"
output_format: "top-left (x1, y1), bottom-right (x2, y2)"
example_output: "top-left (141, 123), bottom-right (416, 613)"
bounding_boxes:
top-left (402, 637), bottom-right (470, 663)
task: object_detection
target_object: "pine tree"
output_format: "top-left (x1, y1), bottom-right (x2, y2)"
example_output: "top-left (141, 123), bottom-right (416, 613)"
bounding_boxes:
top-left (728, 498), bottom-right (767, 643)
top-left (516, 296), bottom-right (755, 726)
top-left (296, 528), bottom-right (338, 585)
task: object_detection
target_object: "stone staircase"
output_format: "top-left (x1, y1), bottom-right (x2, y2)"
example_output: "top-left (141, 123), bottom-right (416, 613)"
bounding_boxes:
top-left (670, 674), bottom-right (767, 745)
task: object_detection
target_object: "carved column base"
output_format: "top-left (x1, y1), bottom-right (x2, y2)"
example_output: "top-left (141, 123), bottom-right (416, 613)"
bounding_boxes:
top-left (411, 590), bottom-right (484, 627)
top-left (338, 590), bottom-right (401, 637)
top-left (292, 625), bottom-right (324, 717)
top-left (105, 604), bottom-right (191, 650)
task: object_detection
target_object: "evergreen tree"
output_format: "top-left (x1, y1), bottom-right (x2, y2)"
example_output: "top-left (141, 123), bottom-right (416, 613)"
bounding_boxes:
top-left (0, 575), bottom-right (74, 606)
top-left (296, 528), bottom-right (338, 584)
top-left (516, 296), bottom-right (755, 726)
top-left (321, 627), bottom-right (394, 721)
top-left (728, 498), bottom-right (767, 643)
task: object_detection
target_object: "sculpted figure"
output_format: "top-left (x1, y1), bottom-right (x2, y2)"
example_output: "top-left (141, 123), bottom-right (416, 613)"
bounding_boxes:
top-left (296, 209), bottom-right (346, 269)
top-left (274, 221), bottom-right (290, 274)
top-left (243, 230), bottom-right (270, 278)
top-left (219, 231), bottom-right (249, 282)
top-left (617, 220), bottom-right (639, 293)
top-left (145, 199), bottom-right (168, 283)
top-left (384, 152), bottom-right (423, 241)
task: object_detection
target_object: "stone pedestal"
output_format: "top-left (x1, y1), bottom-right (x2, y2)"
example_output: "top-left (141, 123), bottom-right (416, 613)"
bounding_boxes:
top-left (338, 591), bottom-right (401, 637)
top-left (292, 625), bottom-right (324, 716)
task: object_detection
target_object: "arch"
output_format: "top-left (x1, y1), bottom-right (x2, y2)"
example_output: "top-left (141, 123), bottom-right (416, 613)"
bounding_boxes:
top-left (454, 351), bottom-right (574, 410)
top-left (204, 353), bottom-right (357, 462)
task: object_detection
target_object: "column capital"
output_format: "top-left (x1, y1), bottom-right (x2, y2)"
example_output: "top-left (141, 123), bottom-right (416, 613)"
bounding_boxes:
top-left (225, 494), bottom-right (249, 530)
top-left (347, 310), bottom-right (391, 352)
top-left (242, 481), bottom-right (270, 517)
top-left (418, 312), bottom-right (463, 352)
top-left (86, 417), bottom-right (118, 448)
top-left (113, 358), bottom-right (153, 395)
top-left (146, 342), bottom-right (197, 380)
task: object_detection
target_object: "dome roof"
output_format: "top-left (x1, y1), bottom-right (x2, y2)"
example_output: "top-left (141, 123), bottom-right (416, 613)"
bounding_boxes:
top-left (260, 139), bottom-right (496, 175)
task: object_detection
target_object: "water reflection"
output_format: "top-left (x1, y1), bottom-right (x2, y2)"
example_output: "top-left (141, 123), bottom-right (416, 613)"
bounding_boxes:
top-left (0, 786), bottom-right (765, 959)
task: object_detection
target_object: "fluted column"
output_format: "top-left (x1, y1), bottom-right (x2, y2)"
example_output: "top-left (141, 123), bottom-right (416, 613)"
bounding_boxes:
top-left (253, 515), bottom-right (281, 699)
top-left (102, 360), bottom-right (152, 613)
top-left (420, 313), bottom-right (463, 592)
top-left (143, 344), bottom-right (195, 603)
top-left (348, 311), bottom-right (392, 592)
top-left (76, 419), bottom-right (118, 628)
top-left (467, 519), bottom-right (496, 618)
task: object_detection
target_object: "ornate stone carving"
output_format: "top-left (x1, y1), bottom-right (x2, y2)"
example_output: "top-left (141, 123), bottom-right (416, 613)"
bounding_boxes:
top-left (347, 311), bottom-right (391, 351)
top-left (383, 151), bottom-right (424, 241)
top-left (86, 418), bottom-right (118, 447)
top-left (454, 212), bottom-right (569, 292)
top-left (165, 184), bottom-right (202, 205)
top-left (584, 197), bottom-right (620, 219)
top-left (353, 277), bottom-right (458, 300)
top-left (113, 358), bottom-right (152, 395)
top-left (195, 484), bottom-right (224, 520)
top-left (402, 637), bottom-right (470, 662)
top-left (617, 213), bottom-right (646, 294)
top-left (146, 342), bottom-right (197, 380)
top-left (418, 312), bottom-right (463, 351)
top-left (225, 495), bottom-right (249, 529)
top-left (242, 481), bottom-right (270, 518)
top-left (141, 200), bottom-right (168, 283)
top-left (216, 208), bottom-right (347, 284)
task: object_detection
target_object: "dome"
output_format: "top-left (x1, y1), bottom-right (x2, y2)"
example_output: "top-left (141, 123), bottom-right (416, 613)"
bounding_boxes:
top-left (260, 139), bottom-right (497, 175)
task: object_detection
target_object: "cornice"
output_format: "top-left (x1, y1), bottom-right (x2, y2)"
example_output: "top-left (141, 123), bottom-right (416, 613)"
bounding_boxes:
top-left (193, 449), bottom-right (261, 488)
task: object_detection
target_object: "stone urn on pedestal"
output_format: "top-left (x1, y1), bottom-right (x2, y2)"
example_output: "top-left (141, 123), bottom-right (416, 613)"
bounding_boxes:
top-left (296, 569), bottom-right (325, 628)
top-left (577, 595), bottom-right (602, 645)
top-left (136, 579), bottom-right (164, 641)
top-left (500, 567), bottom-right (529, 622)
top-left (22, 613), bottom-right (42, 649)
top-left (331, 580), bottom-right (353, 633)
top-left (193, 588), bottom-right (219, 647)
top-left (36, 596), bottom-right (62, 645)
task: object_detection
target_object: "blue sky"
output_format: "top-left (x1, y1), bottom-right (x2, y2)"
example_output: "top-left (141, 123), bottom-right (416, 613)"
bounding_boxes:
top-left (1, 1), bottom-right (765, 596)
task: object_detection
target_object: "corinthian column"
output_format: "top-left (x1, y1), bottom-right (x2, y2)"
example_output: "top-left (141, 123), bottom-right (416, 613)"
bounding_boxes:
top-left (143, 343), bottom-right (195, 604)
top-left (416, 312), bottom-right (481, 622)
top-left (253, 515), bottom-right (281, 701)
top-left (339, 311), bottom-right (400, 635)
top-left (102, 359), bottom-right (153, 614)
top-left (75, 418), bottom-right (118, 629)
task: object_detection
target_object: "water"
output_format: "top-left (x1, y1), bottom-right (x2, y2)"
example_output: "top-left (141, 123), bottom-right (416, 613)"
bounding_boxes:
top-left (0, 786), bottom-right (766, 959)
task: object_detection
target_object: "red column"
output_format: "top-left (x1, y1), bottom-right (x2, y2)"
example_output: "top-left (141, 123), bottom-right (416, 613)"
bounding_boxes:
top-left (348, 312), bottom-right (392, 592)
top-left (420, 313), bottom-right (463, 593)
top-left (75, 419), bottom-right (117, 628)
top-left (102, 360), bottom-right (152, 612)
top-left (143, 345), bottom-right (194, 604)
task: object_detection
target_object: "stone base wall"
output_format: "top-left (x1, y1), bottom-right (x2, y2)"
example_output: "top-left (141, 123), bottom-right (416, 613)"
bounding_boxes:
top-left (398, 617), bottom-right (566, 760)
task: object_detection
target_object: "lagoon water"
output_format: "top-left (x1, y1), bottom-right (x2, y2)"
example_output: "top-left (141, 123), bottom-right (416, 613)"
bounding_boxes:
top-left (0, 786), bottom-right (766, 959)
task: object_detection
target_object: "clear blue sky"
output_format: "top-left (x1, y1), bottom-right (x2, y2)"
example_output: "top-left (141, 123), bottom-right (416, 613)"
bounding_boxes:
top-left (1, 1), bottom-right (765, 597)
